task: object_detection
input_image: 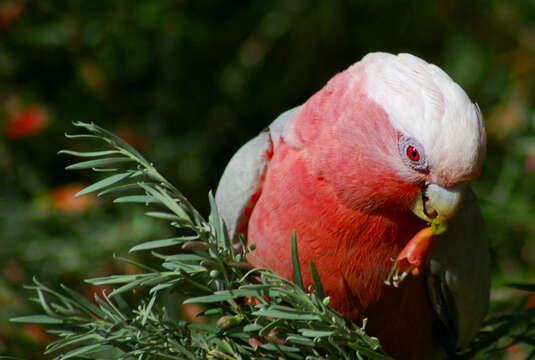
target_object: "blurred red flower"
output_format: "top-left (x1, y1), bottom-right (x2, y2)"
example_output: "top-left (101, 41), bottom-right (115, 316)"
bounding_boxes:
top-left (115, 128), bottom-right (152, 152)
top-left (4, 105), bottom-right (48, 138)
top-left (179, 303), bottom-right (206, 324)
top-left (50, 183), bottom-right (93, 214)
top-left (22, 324), bottom-right (52, 344)
top-left (0, 1), bottom-right (23, 28)
top-left (526, 293), bottom-right (535, 309)
top-left (3, 259), bottom-right (24, 284)
top-left (86, 284), bottom-right (114, 305)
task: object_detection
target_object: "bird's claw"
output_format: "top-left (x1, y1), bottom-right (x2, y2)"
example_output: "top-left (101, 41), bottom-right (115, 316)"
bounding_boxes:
top-left (384, 222), bottom-right (447, 287)
top-left (384, 259), bottom-right (418, 287)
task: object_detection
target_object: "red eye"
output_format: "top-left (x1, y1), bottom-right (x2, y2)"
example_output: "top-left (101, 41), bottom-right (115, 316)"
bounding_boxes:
top-left (406, 145), bottom-right (420, 162)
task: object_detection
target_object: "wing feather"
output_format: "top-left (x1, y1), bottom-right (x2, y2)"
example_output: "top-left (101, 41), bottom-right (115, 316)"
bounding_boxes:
top-left (215, 106), bottom-right (301, 241)
top-left (427, 186), bottom-right (490, 348)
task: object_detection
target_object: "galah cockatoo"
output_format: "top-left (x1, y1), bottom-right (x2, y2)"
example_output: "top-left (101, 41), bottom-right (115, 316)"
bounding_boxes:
top-left (216, 52), bottom-right (490, 359)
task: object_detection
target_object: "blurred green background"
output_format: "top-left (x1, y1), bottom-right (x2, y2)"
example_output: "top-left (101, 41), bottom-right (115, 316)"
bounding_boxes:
top-left (1, 1), bottom-right (535, 358)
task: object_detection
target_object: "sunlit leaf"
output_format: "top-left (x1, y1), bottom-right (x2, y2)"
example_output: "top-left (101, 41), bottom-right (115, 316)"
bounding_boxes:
top-left (184, 288), bottom-right (264, 304)
top-left (76, 171), bottom-right (138, 196)
top-left (66, 157), bottom-right (133, 170)
top-left (59, 149), bottom-right (121, 157)
top-left (253, 307), bottom-right (322, 321)
top-left (145, 211), bottom-right (181, 221)
top-left (129, 236), bottom-right (198, 252)
top-left (298, 329), bottom-right (335, 338)
top-left (10, 315), bottom-right (63, 324)
top-left (114, 194), bottom-right (158, 204)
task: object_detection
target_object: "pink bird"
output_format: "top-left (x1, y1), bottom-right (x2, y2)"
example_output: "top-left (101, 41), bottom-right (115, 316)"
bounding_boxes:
top-left (216, 52), bottom-right (490, 359)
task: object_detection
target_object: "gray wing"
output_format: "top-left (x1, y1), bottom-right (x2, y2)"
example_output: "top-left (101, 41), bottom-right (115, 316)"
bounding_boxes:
top-left (215, 106), bottom-right (301, 241)
top-left (427, 186), bottom-right (490, 349)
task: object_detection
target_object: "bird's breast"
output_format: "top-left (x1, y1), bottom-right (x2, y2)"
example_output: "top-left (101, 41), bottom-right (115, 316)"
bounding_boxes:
top-left (247, 142), bottom-right (436, 358)
top-left (248, 142), bottom-right (425, 309)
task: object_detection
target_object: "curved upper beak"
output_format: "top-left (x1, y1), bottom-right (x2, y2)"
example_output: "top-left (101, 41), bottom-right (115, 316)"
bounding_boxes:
top-left (411, 182), bottom-right (466, 224)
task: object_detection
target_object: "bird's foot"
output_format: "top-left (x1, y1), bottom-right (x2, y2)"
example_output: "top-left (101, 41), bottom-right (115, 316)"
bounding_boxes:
top-left (384, 260), bottom-right (417, 288)
top-left (384, 222), bottom-right (447, 287)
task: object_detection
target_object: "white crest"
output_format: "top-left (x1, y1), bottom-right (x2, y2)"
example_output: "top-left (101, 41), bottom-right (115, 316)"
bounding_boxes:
top-left (362, 53), bottom-right (485, 184)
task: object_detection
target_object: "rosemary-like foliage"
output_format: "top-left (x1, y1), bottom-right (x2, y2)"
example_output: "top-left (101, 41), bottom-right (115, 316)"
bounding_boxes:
top-left (10, 122), bottom-right (389, 360)
top-left (9, 122), bottom-right (535, 360)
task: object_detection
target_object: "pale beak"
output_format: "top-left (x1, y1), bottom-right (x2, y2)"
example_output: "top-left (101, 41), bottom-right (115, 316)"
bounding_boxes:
top-left (411, 182), bottom-right (466, 224)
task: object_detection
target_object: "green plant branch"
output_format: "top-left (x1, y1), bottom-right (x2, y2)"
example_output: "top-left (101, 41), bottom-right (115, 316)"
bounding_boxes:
top-left (9, 121), bottom-right (535, 360)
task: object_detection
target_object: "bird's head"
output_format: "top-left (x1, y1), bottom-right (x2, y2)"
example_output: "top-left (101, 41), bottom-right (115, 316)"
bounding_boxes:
top-left (362, 53), bottom-right (486, 223)
top-left (287, 52), bottom-right (486, 223)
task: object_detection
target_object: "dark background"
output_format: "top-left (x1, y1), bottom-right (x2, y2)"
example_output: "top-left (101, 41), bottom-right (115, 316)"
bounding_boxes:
top-left (1, 1), bottom-right (534, 358)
